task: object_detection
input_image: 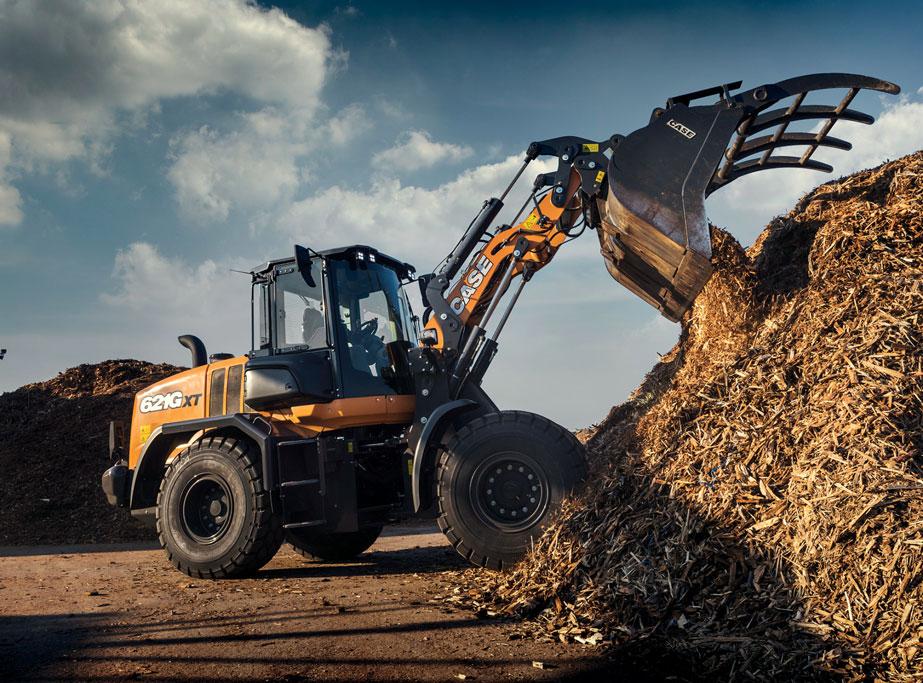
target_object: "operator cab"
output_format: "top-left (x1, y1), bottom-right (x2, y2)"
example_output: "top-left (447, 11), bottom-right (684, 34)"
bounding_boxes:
top-left (246, 245), bottom-right (419, 409)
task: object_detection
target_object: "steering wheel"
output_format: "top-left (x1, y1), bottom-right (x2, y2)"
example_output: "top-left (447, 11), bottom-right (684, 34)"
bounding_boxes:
top-left (347, 318), bottom-right (387, 368)
top-left (358, 318), bottom-right (379, 337)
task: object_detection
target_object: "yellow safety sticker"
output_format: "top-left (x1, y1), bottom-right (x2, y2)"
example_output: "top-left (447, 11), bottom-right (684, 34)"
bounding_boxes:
top-left (139, 424), bottom-right (152, 444)
top-left (582, 143), bottom-right (599, 153)
top-left (595, 170), bottom-right (605, 184)
top-left (407, 458), bottom-right (413, 476)
top-left (523, 212), bottom-right (539, 229)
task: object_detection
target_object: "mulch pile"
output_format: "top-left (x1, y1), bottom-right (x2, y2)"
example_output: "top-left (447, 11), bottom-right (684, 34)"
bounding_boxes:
top-left (0, 360), bottom-right (181, 545)
top-left (461, 152), bottom-right (923, 679)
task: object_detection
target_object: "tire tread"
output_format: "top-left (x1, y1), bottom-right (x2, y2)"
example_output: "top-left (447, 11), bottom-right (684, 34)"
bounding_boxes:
top-left (156, 435), bottom-right (283, 579)
top-left (436, 410), bottom-right (586, 572)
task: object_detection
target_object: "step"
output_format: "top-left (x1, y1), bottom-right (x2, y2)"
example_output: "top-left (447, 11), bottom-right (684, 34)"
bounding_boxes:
top-left (283, 520), bottom-right (326, 530)
top-left (280, 478), bottom-right (320, 488)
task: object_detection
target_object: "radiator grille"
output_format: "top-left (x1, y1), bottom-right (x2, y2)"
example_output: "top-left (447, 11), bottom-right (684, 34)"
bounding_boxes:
top-left (208, 368), bottom-right (226, 417)
top-left (226, 365), bottom-right (243, 414)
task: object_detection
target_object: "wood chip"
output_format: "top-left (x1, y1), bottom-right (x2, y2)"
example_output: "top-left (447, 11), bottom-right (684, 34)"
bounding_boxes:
top-left (460, 152), bottom-right (923, 680)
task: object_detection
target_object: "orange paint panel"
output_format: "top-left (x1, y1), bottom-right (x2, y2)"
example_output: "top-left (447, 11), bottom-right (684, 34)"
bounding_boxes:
top-left (128, 366), bottom-right (207, 468)
top-left (280, 394), bottom-right (415, 434)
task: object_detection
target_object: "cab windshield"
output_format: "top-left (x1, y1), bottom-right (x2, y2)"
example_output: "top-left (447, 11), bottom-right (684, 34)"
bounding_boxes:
top-left (329, 258), bottom-right (416, 395)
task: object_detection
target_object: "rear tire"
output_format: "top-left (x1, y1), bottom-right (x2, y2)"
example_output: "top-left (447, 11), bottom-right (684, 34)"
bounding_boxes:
top-left (437, 410), bottom-right (586, 570)
top-left (287, 526), bottom-right (383, 562)
top-left (156, 435), bottom-right (283, 578)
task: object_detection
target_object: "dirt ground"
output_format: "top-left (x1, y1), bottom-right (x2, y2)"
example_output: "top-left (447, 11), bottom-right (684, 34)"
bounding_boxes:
top-left (0, 525), bottom-right (620, 682)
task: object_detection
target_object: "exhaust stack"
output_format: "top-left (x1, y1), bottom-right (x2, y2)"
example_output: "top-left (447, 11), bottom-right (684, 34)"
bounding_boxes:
top-left (178, 334), bottom-right (207, 368)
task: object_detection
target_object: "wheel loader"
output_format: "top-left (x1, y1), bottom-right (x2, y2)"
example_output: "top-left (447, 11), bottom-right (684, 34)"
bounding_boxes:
top-left (102, 73), bottom-right (898, 578)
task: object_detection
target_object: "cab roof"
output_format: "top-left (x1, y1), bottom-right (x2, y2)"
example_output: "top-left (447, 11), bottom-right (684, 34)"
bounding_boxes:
top-left (251, 244), bottom-right (416, 280)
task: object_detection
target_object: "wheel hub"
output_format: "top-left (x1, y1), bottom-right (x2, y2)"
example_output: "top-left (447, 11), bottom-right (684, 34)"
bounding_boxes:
top-left (472, 453), bottom-right (549, 531)
top-left (181, 474), bottom-right (234, 544)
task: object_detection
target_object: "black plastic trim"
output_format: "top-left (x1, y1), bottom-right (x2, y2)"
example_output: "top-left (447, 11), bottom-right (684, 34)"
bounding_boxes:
top-left (129, 414), bottom-right (274, 511)
top-left (410, 399), bottom-right (477, 513)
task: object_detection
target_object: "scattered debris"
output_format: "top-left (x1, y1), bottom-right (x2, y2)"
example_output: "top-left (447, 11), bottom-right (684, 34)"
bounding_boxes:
top-left (465, 153), bottom-right (923, 680)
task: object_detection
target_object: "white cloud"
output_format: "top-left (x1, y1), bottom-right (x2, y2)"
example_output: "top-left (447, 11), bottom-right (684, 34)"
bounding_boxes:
top-left (0, 0), bottom-right (333, 226)
top-left (1, 241), bottom-right (252, 391)
top-left (371, 131), bottom-right (474, 173)
top-left (275, 154), bottom-right (554, 268)
top-left (324, 104), bottom-right (372, 146)
top-left (709, 91), bottom-right (923, 242)
top-left (102, 242), bottom-right (250, 352)
top-left (168, 110), bottom-right (306, 223)
top-left (167, 102), bottom-right (372, 223)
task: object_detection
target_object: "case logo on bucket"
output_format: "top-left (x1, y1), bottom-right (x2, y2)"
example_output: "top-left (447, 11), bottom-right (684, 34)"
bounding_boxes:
top-left (667, 119), bottom-right (696, 139)
top-left (450, 255), bottom-right (493, 314)
top-left (139, 391), bottom-right (202, 413)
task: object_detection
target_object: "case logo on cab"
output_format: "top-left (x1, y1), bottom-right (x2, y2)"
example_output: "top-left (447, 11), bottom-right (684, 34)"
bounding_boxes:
top-left (139, 391), bottom-right (202, 413)
top-left (667, 119), bottom-right (696, 139)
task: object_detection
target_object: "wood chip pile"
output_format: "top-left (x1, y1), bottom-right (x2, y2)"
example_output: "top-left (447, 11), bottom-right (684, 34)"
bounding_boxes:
top-left (0, 360), bottom-right (180, 545)
top-left (464, 153), bottom-right (923, 680)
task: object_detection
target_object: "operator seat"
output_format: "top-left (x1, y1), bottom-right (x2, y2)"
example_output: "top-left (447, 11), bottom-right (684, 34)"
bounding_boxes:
top-left (301, 306), bottom-right (326, 348)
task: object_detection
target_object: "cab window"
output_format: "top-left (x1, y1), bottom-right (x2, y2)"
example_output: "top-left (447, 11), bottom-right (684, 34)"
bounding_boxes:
top-left (273, 262), bottom-right (327, 352)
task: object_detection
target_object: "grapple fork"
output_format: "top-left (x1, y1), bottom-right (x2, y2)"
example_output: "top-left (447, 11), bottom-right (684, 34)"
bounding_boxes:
top-left (598, 73), bottom-right (900, 322)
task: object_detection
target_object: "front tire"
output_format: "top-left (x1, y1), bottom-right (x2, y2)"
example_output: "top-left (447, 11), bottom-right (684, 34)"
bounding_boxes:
top-left (156, 436), bottom-right (283, 578)
top-left (287, 526), bottom-right (383, 562)
top-left (437, 410), bottom-right (586, 570)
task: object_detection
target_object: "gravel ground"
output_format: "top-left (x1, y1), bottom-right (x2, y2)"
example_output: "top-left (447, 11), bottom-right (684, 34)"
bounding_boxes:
top-left (0, 525), bottom-right (631, 682)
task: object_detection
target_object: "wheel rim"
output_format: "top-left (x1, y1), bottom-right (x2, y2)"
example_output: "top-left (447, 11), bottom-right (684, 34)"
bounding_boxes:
top-left (180, 473), bottom-right (234, 544)
top-left (470, 451), bottom-right (550, 532)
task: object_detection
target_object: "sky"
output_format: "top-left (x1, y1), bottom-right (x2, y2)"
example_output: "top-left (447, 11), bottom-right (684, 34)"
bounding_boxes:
top-left (1, 0), bottom-right (922, 428)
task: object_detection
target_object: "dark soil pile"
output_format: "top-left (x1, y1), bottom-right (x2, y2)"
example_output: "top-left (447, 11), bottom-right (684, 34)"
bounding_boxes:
top-left (0, 360), bottom-right (181, 545)
top-left (465, 153), bottom-right (923, 680)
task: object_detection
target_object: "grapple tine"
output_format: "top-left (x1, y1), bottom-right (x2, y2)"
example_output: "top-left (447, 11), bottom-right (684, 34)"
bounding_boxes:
top-left (747, 105), bottom-right (874, 135)
top-left (711, 156), bottom-right (834, 192)
top-left (768, 73), bottom-right (899, 97)
top-left (737, 133), bottom-right (851, 160)
top-left (598, 72), bottom-right (900, 321)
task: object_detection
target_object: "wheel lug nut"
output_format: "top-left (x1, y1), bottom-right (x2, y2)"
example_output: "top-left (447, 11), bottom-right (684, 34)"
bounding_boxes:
top-left (530, 497), bottom-right (536, 503)
top-left (486, 489), bottom-right (492, 495)
top-left (522, 507), bottom-right (528, 513)
top-left (507, 464), bottom-right (513, 470)
top-left (527, 474), bottom-right (533, 480)
top-left (490, 501), bottom-right (497, 507)
top-left (531, 486), bottom-right (537, 491)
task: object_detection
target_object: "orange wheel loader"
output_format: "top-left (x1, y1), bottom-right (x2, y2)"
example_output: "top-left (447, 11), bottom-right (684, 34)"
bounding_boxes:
top-left (101, 74), bottom-right (898, 578)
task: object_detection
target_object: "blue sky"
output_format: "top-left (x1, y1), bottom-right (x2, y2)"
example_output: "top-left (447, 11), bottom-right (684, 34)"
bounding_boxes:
top-left (1, 0), bottom-right (921, 427)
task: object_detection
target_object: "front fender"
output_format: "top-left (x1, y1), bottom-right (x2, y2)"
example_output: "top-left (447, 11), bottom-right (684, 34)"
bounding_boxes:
top-left (129, 413), bottom-right (273, 512)
top-left (410, 399), bottom-right (478, 513)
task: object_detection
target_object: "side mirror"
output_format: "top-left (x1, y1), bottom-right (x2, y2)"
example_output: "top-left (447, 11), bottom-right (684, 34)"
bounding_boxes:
top-left (294, 244), bottom-right (317, 287)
